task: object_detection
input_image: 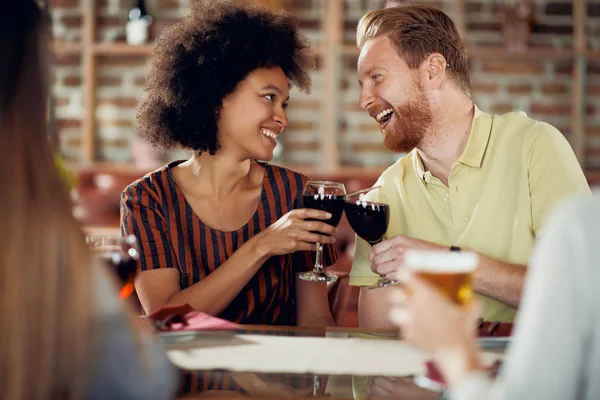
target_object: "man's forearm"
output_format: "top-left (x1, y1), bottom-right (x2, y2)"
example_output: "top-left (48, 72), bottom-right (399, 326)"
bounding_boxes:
top-left (358, 286), bottom-right (396, 329)
top-left (473, 254), bottom-right (526, 308)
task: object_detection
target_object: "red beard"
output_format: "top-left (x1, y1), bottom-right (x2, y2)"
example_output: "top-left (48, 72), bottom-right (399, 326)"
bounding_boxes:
top-left (383, 87), bottom-right (433, 153)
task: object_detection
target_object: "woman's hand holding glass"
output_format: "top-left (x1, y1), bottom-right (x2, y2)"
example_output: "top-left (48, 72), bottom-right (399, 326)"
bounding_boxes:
top-left (254, 208), bottom-right (337, 257)
top-left (299, 181), bottom-right (346, 282)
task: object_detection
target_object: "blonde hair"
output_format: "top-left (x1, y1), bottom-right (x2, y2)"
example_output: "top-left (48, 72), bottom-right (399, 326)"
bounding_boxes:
top-left (0, 3), bottom-right (94, 398)
top-left (357, 5), bottom-right (471, 94)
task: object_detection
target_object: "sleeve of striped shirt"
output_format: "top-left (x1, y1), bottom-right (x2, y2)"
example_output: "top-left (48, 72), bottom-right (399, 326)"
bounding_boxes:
top-left (120, 183), bottom-right (177, 271)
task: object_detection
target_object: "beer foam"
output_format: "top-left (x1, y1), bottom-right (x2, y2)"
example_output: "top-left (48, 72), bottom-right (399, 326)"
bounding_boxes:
top-left (404, 250), bottom-right (478, 272)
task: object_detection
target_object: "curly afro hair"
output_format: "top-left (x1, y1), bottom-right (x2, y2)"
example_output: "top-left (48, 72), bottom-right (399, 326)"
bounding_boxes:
top-left (136, 0), bottom-right (315, 155)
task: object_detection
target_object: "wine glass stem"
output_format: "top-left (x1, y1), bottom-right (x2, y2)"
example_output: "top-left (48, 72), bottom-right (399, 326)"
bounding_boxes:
top-left (313, 242), bottom-right (323, 273)
top-left (369, 238), bottom-right (387, 282)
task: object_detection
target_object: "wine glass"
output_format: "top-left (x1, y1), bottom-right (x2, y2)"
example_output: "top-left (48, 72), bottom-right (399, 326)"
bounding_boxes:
top-left (299, 180), bottom-right (346, 283)
top-left (343, 195), bottom-right (392, 288)
top-left (87, 235), bottom-right (140, 299)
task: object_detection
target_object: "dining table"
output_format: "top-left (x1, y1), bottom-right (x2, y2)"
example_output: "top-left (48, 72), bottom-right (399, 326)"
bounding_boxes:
top-left (159, 324), bottom-right (507, 399)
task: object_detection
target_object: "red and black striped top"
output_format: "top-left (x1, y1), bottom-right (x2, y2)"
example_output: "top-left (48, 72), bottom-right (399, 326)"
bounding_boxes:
top-left (120, 161), bottom-right (338, 326)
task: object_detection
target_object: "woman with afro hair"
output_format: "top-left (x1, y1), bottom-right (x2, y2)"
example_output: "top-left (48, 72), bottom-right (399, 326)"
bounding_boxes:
top-left (121, 0), bottom-right (338, 338)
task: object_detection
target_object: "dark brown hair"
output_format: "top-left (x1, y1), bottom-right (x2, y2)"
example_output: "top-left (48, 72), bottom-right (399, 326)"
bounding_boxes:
top-left (357, 5), bottom-right (471, 94)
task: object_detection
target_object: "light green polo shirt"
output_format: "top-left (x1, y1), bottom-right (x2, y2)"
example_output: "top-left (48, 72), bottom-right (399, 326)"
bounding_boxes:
top-left (350, 105), bottom-right (590, 322)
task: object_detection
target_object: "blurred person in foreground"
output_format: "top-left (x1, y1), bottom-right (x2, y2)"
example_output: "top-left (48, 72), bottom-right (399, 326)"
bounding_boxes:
top-left (0, 1), bottom-right (177, 399)
top-left (391, 192), bottom-right (600, 400)
top-left (351, 4), bottom-right (590, 328)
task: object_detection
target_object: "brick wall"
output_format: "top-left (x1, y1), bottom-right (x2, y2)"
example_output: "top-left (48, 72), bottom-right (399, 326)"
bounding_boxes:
top-left (49, 0), bottom-right (600, 169)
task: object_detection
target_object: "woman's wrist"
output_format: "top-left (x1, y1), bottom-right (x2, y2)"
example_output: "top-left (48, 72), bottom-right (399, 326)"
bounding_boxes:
top-left (246, 233), bottom-right (271, 264)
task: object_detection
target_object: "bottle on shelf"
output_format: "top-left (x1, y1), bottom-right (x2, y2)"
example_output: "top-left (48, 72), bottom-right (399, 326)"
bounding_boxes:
top-left (126, 0), bottom-right (153, 45)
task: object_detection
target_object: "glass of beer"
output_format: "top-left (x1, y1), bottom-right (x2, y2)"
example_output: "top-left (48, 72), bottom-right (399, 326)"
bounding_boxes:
top-left (403, 249), bottom-right (478, 305)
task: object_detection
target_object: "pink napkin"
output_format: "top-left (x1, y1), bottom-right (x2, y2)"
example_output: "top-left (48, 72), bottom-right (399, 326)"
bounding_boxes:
top-left (148, 303), bottom-right (239, 332)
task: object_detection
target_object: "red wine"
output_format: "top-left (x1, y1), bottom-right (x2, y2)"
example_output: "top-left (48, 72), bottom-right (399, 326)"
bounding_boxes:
top-left (100, 254), bottom-right (138, 299)
top-left (303, 194), bottom-right (345, 227)
top-left (344, 201), bottom-right (389, 244)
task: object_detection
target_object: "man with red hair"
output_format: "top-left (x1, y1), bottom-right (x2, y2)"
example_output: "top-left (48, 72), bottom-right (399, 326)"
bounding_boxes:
top-left (351, 4), bottom-right (589, 327)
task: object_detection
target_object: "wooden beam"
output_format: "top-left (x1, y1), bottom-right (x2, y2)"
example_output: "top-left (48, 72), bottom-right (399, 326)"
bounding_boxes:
top-left (571, 0), bottom-right (587, 166)
top-left (320, 0), bottom-right (342, 172)
top-left (572, 55), bottom-right (587, 165)
top-left (574, 0), bottom-right (587, 53)
top-left (82, 0), bottom-right (96, 164)
top-left (451, 0), bottom-right (467, 40)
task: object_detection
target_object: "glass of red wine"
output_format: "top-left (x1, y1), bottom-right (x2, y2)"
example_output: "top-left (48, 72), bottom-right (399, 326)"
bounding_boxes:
top-left (299, 180), bottom-right (346, 283)
top-left (86, 235), bottom-right (140, 299)
top-left (344, 195), bottom-right (392, 288)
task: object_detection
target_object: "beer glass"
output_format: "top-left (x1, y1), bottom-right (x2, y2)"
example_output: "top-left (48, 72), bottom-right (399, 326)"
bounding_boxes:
top-left (403, 249), bottom-right (478, 305)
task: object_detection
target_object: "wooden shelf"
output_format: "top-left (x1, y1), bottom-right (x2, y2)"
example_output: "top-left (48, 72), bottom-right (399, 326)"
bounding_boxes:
top-left (467, 46), bottom-right (575, 61)
top-left (585, 170), bottom-right (600, 182)
top-left (50, 41), bottom-right (154, 56)
top-left (93, 42), bottom-right (153, 56)
top-left (52, 0), bottom-right (595, 169)
top-left (50, 41), bottom-right (81, 56)
top-left (585, 50), bottom-right (600, 61)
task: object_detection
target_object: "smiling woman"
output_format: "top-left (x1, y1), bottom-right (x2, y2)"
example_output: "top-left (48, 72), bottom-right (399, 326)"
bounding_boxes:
top-left (121, 0), bottom-right (339, 395)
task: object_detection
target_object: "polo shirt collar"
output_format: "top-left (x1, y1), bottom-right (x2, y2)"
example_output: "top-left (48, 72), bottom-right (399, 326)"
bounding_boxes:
top-left (412, 104), bottom-right (492, 183)
top-left (456, 104), bottom-right (492, 168)
top-left (412, 149), bottom-right (430, 184)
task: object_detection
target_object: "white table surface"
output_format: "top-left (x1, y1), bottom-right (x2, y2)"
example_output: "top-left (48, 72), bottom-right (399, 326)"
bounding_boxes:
top-left (163, 332), bottom-right (505, 377)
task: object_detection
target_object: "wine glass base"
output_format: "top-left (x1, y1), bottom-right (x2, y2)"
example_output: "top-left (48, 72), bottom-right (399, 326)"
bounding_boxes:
top-left (367, 279), bottom-right (399, 289)
top-left (299, 271), bottom-right (338, 283)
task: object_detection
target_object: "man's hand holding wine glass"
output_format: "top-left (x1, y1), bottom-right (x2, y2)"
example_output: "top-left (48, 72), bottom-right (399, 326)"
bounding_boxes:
top-left (369, 235), bottom-right (448, 281)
